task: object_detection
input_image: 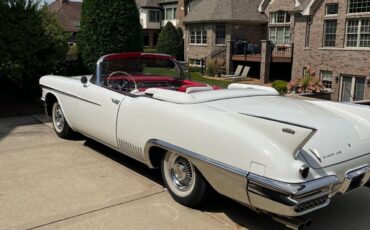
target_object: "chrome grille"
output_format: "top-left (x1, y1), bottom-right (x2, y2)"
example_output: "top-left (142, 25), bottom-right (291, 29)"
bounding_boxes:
top-left (118, 139), bottom-right (144, 160)
top-left (294, 195), bottom-right (328, 213)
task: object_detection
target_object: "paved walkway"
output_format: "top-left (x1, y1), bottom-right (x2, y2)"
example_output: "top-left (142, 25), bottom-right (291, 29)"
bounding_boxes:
top-left (0, 115), bottom-right (369, 230)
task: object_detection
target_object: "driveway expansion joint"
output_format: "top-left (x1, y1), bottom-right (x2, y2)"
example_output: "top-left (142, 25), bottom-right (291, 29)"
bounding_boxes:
top-left (23, 190), bottom-right (165, 230)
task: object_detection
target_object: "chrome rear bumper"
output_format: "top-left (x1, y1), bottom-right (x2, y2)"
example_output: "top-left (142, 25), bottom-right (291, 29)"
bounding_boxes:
top-left (247, 166), bottom-right (370, 217)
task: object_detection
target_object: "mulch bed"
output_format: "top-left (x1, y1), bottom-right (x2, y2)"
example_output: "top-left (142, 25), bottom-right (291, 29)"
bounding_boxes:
top-left (0, 93), bottom-right (44, 118)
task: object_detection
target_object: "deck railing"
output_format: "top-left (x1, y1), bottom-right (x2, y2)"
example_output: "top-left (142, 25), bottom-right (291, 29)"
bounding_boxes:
top-left (231, 41), bottom-right (293, 59)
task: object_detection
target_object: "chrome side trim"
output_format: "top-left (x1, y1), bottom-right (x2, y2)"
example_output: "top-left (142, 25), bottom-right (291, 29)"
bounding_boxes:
top-left (240, 113), bottom-right (317, 131)
top-left (144, 139), bottom-right (250, 206)
top-left (247, 173), bottom-right (339, 196)
top-left (41, 85), bottom-right (101, 106)
top-left (145, 139), bottom-right (248, 176)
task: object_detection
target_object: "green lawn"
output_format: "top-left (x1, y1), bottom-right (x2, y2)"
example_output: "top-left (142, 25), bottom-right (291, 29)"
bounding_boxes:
top-left (143, 48), bottom-right (157, 53)
top-left (190, 72), bottom-right (230, 88)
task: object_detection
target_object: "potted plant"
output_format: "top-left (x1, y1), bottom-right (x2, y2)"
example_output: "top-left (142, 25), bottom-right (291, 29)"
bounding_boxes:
top-left (288, 66), bottom-right (325, 94)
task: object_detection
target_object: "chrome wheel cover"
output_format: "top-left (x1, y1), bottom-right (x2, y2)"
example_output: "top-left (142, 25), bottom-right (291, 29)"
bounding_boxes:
top-left (168, 154), bottom-right (195, 192)
top-left (53, 104), bottom-right (65, 132)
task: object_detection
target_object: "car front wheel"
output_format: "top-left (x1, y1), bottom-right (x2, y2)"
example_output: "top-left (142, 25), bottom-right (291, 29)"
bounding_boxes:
top-left (52, 102), bottom-right (74, 139)
top-left (161, 151), bottom-right (209, 207)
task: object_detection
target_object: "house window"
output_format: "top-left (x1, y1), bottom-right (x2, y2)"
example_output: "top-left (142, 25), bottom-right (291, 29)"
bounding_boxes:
top-left (346, 19), bottom-right (370, 47)
top-left (189, 59), bottom-right (202, 66)
top-left (326, 3), bottom-right (339, 15)
top-left (348, 0), bottom-right (370, 13)
top-left (270, 11), bottom-right (290, 24)
top-left (340, 75), bottom-right (366, 102)
top-left (269, 27), bottom-right (290, 45)
top-left (189, 27), bottom-right (207, 44)
top-left (320, 70), bottom-right (333, 89)
top-left (215, 26), bottom-right (226, 44)
top-left (149, 10), bottom-right (160, 22)
top-left (165, 7), bottom-right (177, 20)
top-left (73, 20), bottom-right (80, 27)
top-left (305, 17), bottom-right (312, 47)
top-left (323, 20), bottom-right (337, 47)
top-left (186, 4), bottom-right (191, 15)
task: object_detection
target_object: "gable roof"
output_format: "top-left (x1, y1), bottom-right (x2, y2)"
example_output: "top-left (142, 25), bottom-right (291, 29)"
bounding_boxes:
top-left (258, 0), bottom-right (317, 15)
top-left (183, 0), bottom-right (267, 24)
top-left (48, 0), bottom-right (81, 32)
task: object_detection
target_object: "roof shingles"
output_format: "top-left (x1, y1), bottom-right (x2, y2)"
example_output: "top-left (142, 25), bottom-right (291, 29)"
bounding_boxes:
top-left (184, 0), bottom-right (267, 24)
top-left (48, 0), bottom-right (81, 32)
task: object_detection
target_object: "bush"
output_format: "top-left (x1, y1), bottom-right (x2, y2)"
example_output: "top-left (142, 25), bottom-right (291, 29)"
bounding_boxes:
top-left (272, 80), bottom-right (288, 95)
top-left (206, 59), bottom-right (222, 76)
top-left (0, 1), bottom-right (68, 95)
top-left (156, 22), bottom-right (180, 58)
top-left (53, 46), bottom-right (88, 76)
top-left (78, 0), bottom-right (143, 71)
top-left (176, 27), bottom-right (184, 61)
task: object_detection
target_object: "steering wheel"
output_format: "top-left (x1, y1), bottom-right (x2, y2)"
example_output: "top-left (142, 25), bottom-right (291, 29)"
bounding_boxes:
top-left (106, 71), bottom-right (138, 94)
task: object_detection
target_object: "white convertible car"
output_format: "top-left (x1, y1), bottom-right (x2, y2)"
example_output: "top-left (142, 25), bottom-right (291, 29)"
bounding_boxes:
top-left (40, 53), bottom-right (370, 229)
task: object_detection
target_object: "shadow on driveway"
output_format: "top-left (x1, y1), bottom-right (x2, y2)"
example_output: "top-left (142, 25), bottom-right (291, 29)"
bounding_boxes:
top-left (82, 136), bottom-right (370, 230)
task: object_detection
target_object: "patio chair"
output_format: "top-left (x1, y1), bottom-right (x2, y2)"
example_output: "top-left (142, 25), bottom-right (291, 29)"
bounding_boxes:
top-left (223, 65), bottom-right (244, 78)
top-left (230, 66), bottom-right (250, 80)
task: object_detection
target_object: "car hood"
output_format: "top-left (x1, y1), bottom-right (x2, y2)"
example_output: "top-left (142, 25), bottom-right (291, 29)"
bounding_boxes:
top-left (205, 96), bottom-right (370, 169)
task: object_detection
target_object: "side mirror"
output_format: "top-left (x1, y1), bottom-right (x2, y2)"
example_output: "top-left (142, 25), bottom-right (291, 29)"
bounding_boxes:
top-left (81, 76), bottom-right (88, 84)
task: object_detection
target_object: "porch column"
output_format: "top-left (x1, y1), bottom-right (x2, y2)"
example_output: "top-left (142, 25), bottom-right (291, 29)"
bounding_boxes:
top-left (260, 40), bottom-right (271, 84)
top-left (226, 40), bottom-right (233, 75)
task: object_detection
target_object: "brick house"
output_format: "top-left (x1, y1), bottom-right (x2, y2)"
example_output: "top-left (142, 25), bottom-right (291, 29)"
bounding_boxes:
top-left (260, 0), bottom-right (370, 102)
top-left (137, 0), bottom-right (188, 47)
top-left (291, 0), bottom-right (370, 102)
top-left (48, 0), bottom-right (82, 45)
top-left (182, 0), bottom-right (267, 73)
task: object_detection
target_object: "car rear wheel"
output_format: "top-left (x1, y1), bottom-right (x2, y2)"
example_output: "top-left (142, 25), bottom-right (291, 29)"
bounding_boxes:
top-left (161, 151), bottom-right (209, 207)
top-left (52, 102), bottom-right (74, 139)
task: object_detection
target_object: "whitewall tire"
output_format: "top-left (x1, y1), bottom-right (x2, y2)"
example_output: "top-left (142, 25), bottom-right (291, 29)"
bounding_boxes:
top-left (52, 102), bottom-right (74, 139)
top-left (161, 151), bottom-right (209, 207)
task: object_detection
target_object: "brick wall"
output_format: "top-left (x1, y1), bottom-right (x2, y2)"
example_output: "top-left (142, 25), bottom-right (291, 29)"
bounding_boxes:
top-left (185, 23), bottom-right (266, 63)
top-left (231, 24), bottom-right (267, 43)
top-left (264, 0), bottom-right (296, 42)
top-left (292, 0), bottom-right (370, 101)
top-left (177, 0), bottom-right (186, 28)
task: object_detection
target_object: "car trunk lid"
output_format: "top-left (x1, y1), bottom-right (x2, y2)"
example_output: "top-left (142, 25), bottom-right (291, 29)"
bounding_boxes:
top-left (205, 96), bottom-right (370, 169)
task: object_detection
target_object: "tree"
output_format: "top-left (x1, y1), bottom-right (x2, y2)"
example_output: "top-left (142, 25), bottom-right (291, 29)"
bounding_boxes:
top-left (176, 27), bottom-right (184, 61)
top-left (156, 22), bottom-right (180, 58)
top-left (78, 0), bottom-right (143, 71)
top-left (0, 0), bottom-right (68, 95)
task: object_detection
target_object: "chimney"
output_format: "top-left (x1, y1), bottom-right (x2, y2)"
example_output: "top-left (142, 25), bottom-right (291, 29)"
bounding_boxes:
top-left (177, 0), bottom-right (186, 28)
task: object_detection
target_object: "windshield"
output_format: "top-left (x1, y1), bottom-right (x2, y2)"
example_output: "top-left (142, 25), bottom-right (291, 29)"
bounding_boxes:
top-left (96, 53), bottom-right (183, 85)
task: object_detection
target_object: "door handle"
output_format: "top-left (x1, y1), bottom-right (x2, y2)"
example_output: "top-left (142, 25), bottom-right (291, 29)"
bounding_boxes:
top-left (111, 98), bottom-right (120, 104)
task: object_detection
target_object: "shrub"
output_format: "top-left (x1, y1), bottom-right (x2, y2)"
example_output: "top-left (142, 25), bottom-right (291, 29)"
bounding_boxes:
top-left (0, 1), bottom-right (68, 95)
top-left (206, 59), bottom-right (222, 76)
top-left (53, 46), bottom-right (88, 76)
top-left (156, 22), bottom-right (180, 58)
top-left (176, 27), bottom-right (184, 61)
top-left (78, 0), bottom-right (143, 71)
top-left (272, 80), bottom-right (288, 95)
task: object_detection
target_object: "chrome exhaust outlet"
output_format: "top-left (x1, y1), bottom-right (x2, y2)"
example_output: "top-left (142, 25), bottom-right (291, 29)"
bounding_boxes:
top-left (271, 215), bottom-right (311, 230)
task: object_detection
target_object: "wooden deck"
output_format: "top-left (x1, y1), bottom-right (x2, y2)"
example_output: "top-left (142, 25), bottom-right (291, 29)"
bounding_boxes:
top-left (232, 54), bottom-right (292, 63)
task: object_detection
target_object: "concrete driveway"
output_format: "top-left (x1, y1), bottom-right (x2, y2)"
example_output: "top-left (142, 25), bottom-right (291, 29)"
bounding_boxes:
top-left (0, 115), bottom-right (369, 230)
